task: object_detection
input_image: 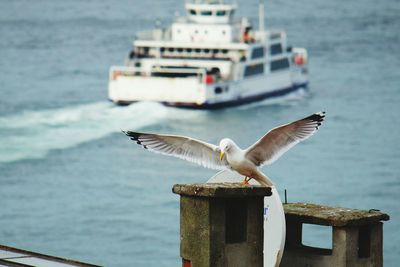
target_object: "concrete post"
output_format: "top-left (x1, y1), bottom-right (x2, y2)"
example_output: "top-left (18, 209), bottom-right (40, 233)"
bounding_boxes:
top-left (281, 203), bottom-right (389, 267)
top-left (173, 183), bottom-right (272, 267)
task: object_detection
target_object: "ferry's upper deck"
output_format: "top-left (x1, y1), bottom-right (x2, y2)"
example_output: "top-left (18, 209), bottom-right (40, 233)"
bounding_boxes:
top-left (133, 0), bottom-right (285, 47)
top-left (184, 0), bottom-right (237, 25)
top-left (131, 0), bottom-right (289, 63)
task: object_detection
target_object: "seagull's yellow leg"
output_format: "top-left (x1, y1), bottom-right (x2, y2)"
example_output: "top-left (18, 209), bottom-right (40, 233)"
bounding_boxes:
top-left (241, 177), bottom-right (252, 185)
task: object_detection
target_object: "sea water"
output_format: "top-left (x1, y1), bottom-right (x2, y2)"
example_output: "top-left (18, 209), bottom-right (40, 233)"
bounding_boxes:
top-left (0, 0), bottom-right (399, 266)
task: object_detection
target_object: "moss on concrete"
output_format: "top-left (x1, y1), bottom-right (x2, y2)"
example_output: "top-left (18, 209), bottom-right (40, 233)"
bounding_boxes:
top-left (283, 202), bottom-right (389, 227)
top-left (172, 183), bottom-right (271, 198)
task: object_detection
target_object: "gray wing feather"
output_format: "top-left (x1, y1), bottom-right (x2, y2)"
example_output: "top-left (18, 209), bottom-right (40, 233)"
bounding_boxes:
top-left (245, 112), bottom-right (325, 166)
top-left (124, 131), bottom-right (229, 170)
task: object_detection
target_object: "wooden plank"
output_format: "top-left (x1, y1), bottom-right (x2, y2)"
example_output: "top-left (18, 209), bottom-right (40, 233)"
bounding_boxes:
top-left (0, 246), bottom-right (100, 267)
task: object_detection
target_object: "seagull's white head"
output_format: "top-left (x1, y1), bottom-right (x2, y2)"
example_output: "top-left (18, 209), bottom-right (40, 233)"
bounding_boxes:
top-left (219, 138), bottom-right (235, 161)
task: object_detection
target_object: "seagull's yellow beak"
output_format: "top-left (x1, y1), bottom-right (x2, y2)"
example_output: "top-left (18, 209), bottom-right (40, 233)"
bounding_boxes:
top-left (220, 151), bottom-right (225, 161)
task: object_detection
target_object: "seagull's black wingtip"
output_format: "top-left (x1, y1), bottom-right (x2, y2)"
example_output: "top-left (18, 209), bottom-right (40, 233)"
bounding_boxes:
top-left (123, 131), bottom-right (147, 148)
top-left (123, 131), bottom-right (140, 140)
top-left (305, 111), bottom-right (326, 123)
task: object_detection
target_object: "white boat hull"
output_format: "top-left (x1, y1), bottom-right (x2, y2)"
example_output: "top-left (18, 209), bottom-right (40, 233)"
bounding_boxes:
top-left (108, 68), bottom-right (308, 109)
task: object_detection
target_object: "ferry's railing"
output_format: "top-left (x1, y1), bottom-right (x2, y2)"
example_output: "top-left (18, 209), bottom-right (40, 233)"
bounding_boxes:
top-left (173, 15), bottom-right (242, 25)
top-left (109, 66), bottom-right (210, 84)
top-left (151, 66), bottom-right (207, 80)
top-left (109, 66), bottom-right (137, 80)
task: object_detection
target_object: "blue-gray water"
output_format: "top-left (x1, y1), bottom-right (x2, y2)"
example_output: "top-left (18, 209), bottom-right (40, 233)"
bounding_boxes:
top-left (0, 0), bottom-right (399, 266)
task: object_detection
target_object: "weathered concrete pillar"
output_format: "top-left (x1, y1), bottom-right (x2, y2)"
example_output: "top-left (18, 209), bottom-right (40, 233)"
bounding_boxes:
top-left (172, 183), bottom-right (272, 267)
top-left (281, 203), bottom-right (389, 267)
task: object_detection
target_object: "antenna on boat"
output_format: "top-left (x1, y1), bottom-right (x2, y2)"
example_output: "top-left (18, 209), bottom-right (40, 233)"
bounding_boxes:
top-left (259, 0), bottom-right (265, 33)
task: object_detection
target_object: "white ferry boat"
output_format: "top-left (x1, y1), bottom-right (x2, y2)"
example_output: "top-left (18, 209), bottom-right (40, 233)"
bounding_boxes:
top-left (108, 0), bottom-right (308, 109)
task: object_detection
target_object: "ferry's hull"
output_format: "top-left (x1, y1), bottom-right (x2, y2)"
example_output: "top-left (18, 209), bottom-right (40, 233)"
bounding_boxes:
top-left (111, 82), bottom-right (308, 109)
top-left (163, 82), bottom-right (308, 109)
top-left (109, 63), bottom-right (309, 109)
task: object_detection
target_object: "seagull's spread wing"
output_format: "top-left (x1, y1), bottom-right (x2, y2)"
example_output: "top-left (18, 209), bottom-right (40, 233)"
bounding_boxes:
top-left (124, 131), bottom-right (229, 170)
top-left (245, 112), bottom-right (325, 166)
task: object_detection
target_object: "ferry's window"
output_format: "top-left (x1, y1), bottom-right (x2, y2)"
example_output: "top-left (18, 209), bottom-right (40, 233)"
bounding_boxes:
top-left (216, 10), bottom-right (226, 16)
top-left (214, 87), bottom-right (223, 94)
top-left (213, 49), bottom-right (219, 54)
top-left (222, 49), bottom-right (228, 54)
top-left (186, 48), bottom-right (192, 52)
top-left (270, 43), bottom-right (283, 55)
top-left (244, 64), bottom-right (264, 77)
top-left (270, 58), bottom-right (290, 71)
top-left (168, 47), bottom-right (174, 52)
top-left (189, 9), bottom-right (196, 15)
top-left (195, 48), bottom-right (201, 53)
top-left (177, 48), bottom-right (183, 52)
top-left (251, 47), bottom-right (265, 59)
top-left (200, 10), bottom-right (212, 16)
top-left (204, 49), bottom-right (210, 53)
top-left (141, 47), bottom-right (149, 55)
top-left (160, 47), bottom-right (165, 52)
top-left (269, 33), bottom-right (281, 40)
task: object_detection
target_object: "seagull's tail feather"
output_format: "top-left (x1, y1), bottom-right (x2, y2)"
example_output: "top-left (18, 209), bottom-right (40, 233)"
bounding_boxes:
top-left (255, 171), bottom-right (274, 187)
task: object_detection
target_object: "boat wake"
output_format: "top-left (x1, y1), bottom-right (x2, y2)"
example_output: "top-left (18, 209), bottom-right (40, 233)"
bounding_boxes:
top-left (0, 102), bottom-right (167, 163)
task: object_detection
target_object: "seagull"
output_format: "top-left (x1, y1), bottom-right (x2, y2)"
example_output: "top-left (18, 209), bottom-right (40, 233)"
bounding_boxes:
top-left (124, 112), bottom-right (325, 187)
